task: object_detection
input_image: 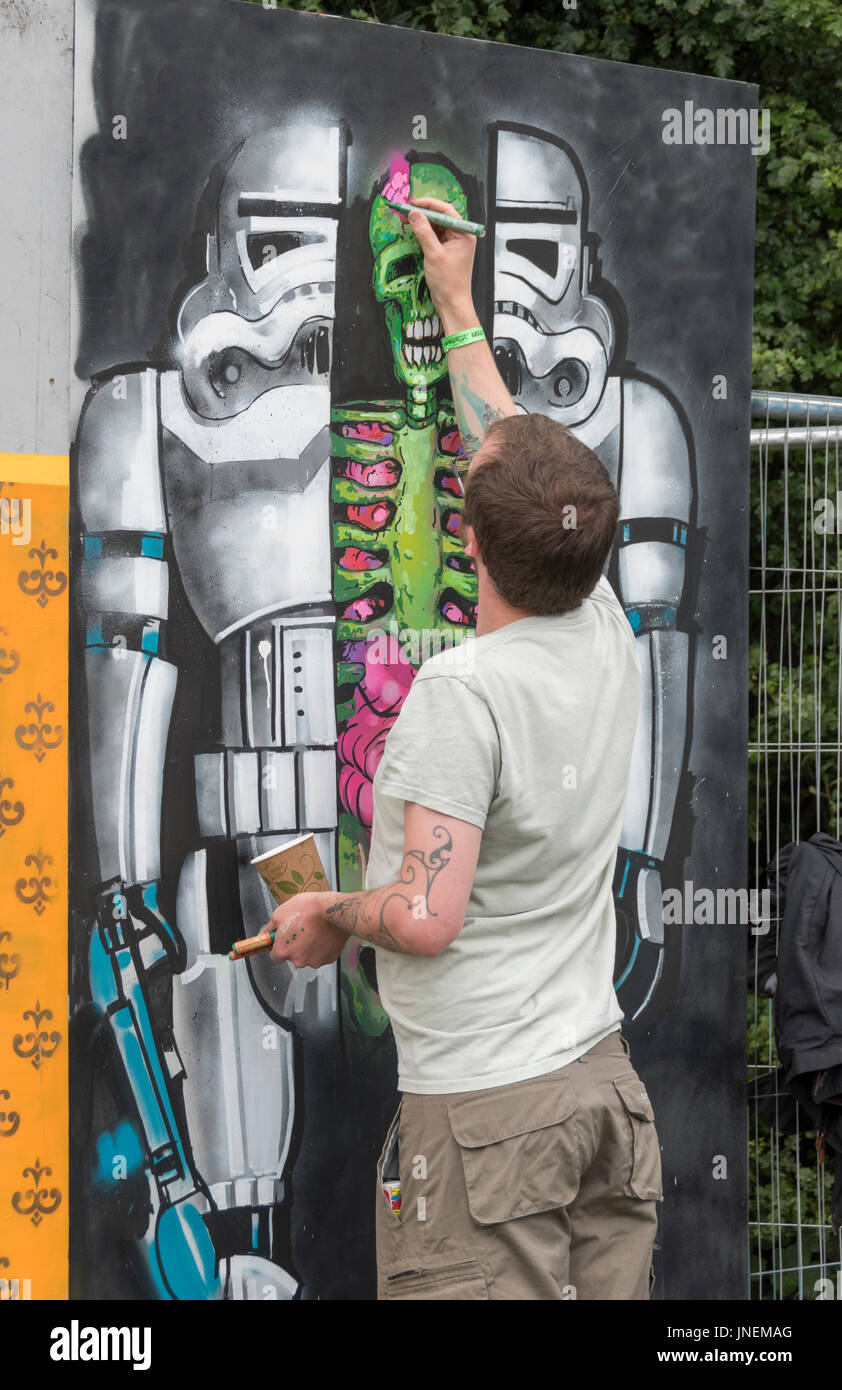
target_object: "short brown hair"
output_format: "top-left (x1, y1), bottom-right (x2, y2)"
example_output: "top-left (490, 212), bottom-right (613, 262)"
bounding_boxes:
top-left (462, 413), bottom-right (619, 615)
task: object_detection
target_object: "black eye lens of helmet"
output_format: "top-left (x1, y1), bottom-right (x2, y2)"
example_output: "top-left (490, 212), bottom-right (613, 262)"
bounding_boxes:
top-left (493, 342), bottom-right (522, 397)
top-left (506, 238), bottom-right (559, 279)
top-left (246, 231), bottom-right (321, 270)
top-left (386, 254), bottom-right (419, 284)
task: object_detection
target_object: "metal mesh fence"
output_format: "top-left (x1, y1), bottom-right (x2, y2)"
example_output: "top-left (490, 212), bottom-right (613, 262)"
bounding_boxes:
top-left (748, 389), bottom-right (842, 1299)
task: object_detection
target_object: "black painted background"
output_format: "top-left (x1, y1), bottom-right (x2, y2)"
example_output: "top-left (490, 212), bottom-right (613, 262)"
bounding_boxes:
top-left (71, 0), bottom-right (756, 1300)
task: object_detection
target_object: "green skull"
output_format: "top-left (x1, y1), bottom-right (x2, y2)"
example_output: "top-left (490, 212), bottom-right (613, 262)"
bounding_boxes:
top-left (369, 161), bottom-right (468, 391)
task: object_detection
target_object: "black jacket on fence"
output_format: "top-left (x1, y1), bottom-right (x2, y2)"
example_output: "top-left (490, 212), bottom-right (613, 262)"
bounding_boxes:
top-left (764, 832), bottom-right (842, 1234)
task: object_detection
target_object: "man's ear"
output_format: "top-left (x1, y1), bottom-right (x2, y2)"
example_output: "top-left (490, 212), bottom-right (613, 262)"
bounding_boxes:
top-left (461, 521), bottom-right (478, 560)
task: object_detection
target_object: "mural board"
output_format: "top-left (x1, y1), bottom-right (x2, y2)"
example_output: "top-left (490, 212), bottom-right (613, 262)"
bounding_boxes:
top-left (65, 0), bottom-right (755, 1300)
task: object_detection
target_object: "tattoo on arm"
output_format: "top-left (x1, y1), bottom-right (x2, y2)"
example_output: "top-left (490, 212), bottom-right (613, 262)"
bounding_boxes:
top-left (324, 826), bottom-right (453, 954)
top-left (459, 426), bottom-right (482, 458)
top-left (451, 368), bottom-right (508, 458)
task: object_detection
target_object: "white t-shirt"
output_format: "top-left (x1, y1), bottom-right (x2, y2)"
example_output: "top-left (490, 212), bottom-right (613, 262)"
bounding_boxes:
top-left (364, 575), bottom-right (641, 1094)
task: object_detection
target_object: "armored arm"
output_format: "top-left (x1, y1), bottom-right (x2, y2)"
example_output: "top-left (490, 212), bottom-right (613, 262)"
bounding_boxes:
top-left (612, 377), bottom-right (700, 1023)
top-left (75, 367), bottom-right (222, 1297)
top-left (77, 368), bottom-right (175, 897)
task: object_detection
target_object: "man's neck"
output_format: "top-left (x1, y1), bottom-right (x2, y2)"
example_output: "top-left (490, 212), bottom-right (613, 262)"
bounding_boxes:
top-left (474, 572), bottom-right (536, 638)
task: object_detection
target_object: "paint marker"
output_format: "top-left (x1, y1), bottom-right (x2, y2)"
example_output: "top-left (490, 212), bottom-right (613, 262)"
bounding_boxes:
top-left (386, 200), bottom-right (485, 238)
top-left (229, 928), bottom-right (276, 960)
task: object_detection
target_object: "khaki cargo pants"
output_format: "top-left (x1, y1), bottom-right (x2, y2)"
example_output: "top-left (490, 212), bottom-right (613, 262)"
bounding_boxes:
top-left (375, 1030), bottom-right (662, 1300)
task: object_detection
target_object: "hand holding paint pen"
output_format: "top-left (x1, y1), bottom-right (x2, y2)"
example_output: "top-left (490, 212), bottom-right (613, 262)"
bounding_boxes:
top-left (229, 833), bottom-right (330, 960)
top-left (386, 199), bottom-right (485, 238)
top-left (401, 195), bottom-right (487, 498)
top-left (228, 926), bottom-right (276, 960)
top-left (400, 196), bottom-right (483, 340)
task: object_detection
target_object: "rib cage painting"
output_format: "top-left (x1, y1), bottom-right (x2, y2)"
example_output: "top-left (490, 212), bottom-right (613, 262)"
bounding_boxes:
top-left (70, 0), bottom-right (755, 1299)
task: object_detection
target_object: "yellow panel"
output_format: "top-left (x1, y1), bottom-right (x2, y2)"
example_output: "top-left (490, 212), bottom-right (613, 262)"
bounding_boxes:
top-left (0, 472), bottom-right (69, 1300)
top-left (0, 453), bottom-right (69, 489)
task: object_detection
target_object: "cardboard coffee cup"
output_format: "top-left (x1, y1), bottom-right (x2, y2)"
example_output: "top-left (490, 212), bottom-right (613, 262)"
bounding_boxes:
top-left (250, 833), bottom-right (330, 906)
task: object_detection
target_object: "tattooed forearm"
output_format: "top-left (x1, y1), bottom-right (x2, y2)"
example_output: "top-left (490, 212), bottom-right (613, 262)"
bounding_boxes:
top-left (450, 365), bottom-right (514, 460)
top-left (324, 826), bottom-right (453, 954)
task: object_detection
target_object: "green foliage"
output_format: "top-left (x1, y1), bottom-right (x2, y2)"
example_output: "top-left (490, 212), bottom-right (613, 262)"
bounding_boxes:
top-left (754, 97), bottom-right (842, 388)
top-left (251, 0), bottom-right (842, 394)
top-left (748, 994), bottom-right (839, 1301)
top-left (748, 388), bottom-right (841, 857)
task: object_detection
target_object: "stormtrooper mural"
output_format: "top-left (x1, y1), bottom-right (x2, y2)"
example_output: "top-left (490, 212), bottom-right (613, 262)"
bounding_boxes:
top-left (65, 0), bottom-right (765, 1309)
top-left (491, 124), bottom-right (700, 1025)
top-left (74, 125), bottom-right (346, 1300)
top-left (64, 0), bottom-right (755, 1306)
top-left (72, 123), bottom-right (698, 1298)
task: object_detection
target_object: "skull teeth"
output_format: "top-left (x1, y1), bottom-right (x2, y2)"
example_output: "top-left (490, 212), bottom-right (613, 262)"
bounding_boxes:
top-left (423, 345), bottom-right (431, 363)
top-left (404, 315), bottom-right (441, 346)
top-left (412, 345), bottom-right (423, 365)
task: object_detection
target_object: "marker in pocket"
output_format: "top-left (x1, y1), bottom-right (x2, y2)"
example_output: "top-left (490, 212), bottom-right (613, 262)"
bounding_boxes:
top-left (382, 1180), bottom-right (402, 1213)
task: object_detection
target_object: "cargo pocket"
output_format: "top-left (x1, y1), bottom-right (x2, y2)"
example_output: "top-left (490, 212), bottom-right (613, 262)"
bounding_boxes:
top-left (447, 1076), bottom-right (581, 1225)
top-left (376, 1101), bottom-right (404, 1226)
top-left (383, 1254), bottom-right (489, 1301)
top-left (612, 1076), bottom-right (663, 1201)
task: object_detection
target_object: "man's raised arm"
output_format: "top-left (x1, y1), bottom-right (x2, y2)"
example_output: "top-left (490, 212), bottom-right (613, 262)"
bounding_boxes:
top-left (408, 196), bottom-right (518, 459)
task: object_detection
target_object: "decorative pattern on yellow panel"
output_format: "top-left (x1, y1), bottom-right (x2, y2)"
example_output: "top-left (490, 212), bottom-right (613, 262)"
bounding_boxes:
top-left (0, 456), bottom-right (69, 1301)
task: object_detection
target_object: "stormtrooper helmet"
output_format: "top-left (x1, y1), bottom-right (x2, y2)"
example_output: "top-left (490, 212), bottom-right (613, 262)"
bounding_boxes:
top-left (492, 125), bottom-right (614, 428)
top-left (177, 125), bottom-right (344, 419)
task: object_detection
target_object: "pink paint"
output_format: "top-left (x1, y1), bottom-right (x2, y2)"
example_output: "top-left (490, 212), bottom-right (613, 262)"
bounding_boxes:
top-left (380, 157), bottom-right (412, 217)
top-left (341, 593), bottom-right (388, 623)
top-left (442, 599), bottom-right (477, 626)
top-left (338, 638), bottom-right (415, 830)
top-left (347, 501), bottom-right (393, 531)
top-left (337, 546), bottom-right (384, 572)
top-left (343, 421), bottom-right (394, 444)
top-left (438, 428), bottom-right (465, 456)
top-left (341, 458), bottom-right (401, 487)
